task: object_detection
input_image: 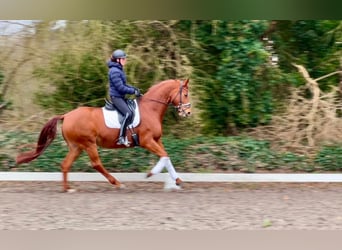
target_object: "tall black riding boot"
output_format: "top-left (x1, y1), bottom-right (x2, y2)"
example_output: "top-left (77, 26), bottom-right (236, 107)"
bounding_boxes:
top-left (117, 113), bottom-right (131, 146)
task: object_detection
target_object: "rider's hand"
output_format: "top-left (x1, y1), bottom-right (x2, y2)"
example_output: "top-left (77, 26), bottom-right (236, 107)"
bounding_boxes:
top-left (134, 88), bottom-right (142, 97)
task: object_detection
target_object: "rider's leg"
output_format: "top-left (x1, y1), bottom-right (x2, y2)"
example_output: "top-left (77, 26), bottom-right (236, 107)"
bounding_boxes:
top-left (117, 112), bottom-right (131, 146)
top-left (110, 97), bottom-right (133, 146)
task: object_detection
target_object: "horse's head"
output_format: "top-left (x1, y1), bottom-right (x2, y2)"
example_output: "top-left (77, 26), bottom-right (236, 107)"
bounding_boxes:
top-left (171, 79), bottom-right (191, 117)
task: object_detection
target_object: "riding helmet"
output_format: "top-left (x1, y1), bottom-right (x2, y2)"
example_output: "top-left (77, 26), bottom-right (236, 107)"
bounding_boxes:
top-left (112, 49), bottom-right (127, 59)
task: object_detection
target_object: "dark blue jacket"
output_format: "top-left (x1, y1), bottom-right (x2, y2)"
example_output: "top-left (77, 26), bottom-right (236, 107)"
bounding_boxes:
top-left (107, 61), bottom-right (135, 98)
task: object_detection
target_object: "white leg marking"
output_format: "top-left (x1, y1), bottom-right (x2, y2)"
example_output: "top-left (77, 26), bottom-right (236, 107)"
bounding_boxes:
top-left (165, 157), bottom-right (179, 180)
top-left (151, 157), bottom-right (179, 180)
top-left (151, 157), bottom-right (167, 174)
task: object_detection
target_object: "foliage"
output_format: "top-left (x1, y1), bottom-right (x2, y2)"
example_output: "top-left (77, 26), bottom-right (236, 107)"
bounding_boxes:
top-left (0, 67), bottom-right (11, 113)
top-left (272, 20), bottom-right (341, 91)
top-left (315, 145), bottom-right (342, 171)
top-left (34, 51), bottom-right (108, 113)
top-left (2, 131), bottom-right (341, 173)
top-left (176, 20), bottom-right (294, 135)
top-left (249, 64), bottom-right (342, 155)
top-left (0, 67), bottom-right (4, 103)
top-left (1, 20), bottom-right (342, 156)
top-left (18, 20), bottom-right (342, 138)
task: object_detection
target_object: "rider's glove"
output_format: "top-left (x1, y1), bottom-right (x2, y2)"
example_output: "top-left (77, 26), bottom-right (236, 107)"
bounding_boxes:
top-left (134, 88), bottom-right (142, 97)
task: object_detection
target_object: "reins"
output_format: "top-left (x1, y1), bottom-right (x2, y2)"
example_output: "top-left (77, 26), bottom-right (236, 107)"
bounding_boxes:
top-left (143, 97), bottom-right (170, 106)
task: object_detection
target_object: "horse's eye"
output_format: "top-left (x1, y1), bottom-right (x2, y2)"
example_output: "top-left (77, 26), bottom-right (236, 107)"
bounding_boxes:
top-left (184, 94), bottom-right (188, 97)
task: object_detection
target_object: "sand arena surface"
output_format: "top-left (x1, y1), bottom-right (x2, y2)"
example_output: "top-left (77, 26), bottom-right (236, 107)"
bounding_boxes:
top-left (0, 181), bottom-right (341, 230)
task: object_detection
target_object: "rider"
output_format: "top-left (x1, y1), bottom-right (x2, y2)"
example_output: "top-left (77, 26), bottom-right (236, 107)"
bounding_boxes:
top-left (107, 49), bottom-right (141, 146)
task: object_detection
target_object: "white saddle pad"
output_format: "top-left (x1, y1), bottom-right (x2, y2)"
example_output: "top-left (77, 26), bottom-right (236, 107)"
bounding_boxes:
top-left (102, 100), bottom-right (140, 129)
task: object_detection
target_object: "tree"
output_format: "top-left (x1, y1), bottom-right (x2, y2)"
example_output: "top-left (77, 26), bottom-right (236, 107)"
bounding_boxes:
top-left (34, 51), bottom-right (108, 113)
top-left (250, 64), bottom-right (342, 155)
top-left (271, 20), bottom-right (341, 91)
top-left (0, 67), bottom-right (5, 111)
top-left (177, 20), bottom-right (287, 135)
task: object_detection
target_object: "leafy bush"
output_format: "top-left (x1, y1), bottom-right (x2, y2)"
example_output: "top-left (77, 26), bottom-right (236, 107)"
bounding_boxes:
top-left (1, 131), bottom-right (341, 173)
top-left (34, 51), bottom-right (108, 113)
top-left (315, 146), bottom-right (342, 171)
top-left (177, 21), bottom-right (288, 135)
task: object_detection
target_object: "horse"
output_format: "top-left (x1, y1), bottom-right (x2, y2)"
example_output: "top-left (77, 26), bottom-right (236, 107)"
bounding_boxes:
top-left (16, 79), bottom-right (191, 192)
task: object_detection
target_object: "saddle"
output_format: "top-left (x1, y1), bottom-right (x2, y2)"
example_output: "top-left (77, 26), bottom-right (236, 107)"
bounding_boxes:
top-left (104, 98), bottom-right (137, 124)
top-left (103, 98), bottom-right (140, 146)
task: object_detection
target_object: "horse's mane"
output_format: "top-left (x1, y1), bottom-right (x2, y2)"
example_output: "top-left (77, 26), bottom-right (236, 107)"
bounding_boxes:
top-left (146, 79), bottom-right (179, 94)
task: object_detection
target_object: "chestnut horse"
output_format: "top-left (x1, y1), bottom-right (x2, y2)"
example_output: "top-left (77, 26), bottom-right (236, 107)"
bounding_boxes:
top-left (16, 79), bottom-right (191, 192)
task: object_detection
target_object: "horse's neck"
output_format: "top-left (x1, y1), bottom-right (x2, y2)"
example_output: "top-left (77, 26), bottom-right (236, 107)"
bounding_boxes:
top-left (146, 80), bottom-right (178, 101)
top-left (140, 81), bottom-right (177, 121)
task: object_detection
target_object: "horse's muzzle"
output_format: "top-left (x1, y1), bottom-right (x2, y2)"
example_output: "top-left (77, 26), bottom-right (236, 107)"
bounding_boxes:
top-left (178, 103), bottom-right (191, 117)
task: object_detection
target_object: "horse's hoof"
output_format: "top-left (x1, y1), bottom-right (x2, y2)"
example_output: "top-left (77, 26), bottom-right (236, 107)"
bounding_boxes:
top-left (175, 178), bottom-right (183, 186)
top-left (146, 172), bottom-right (153, 178)
top-left (117, 184), bottom-right (126, 189)
top-left (67, 188), bottom-right (77, 193)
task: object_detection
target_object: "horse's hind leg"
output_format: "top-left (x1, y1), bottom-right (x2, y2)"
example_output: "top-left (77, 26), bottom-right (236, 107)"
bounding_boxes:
top-left (85, 144), bottom-right (122, 188)
top-left (61, 145), bottom-right (82, 192)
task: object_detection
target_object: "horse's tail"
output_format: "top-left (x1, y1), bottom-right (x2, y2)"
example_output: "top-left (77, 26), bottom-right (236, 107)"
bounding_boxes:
top-left (16, 115), bottom-right (64, 164)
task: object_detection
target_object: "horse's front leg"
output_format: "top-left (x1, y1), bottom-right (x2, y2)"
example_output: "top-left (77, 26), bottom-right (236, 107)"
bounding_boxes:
top-left (144, 139), bottom-right (182, 186)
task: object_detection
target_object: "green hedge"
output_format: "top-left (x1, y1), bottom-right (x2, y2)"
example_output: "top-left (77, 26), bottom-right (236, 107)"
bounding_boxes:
top-left (1, 131), bottom-right (341, 173)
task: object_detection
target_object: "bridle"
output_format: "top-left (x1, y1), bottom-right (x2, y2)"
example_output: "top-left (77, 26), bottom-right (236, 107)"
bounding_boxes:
top-left (144, 80), bottom-right (191, 115)
top-left (170, 80), bottom-right (191, 116)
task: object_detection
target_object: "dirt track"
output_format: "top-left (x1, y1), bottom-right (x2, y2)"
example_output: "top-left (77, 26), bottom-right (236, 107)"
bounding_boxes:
top-left (0, 181), bottom-right (342, 230)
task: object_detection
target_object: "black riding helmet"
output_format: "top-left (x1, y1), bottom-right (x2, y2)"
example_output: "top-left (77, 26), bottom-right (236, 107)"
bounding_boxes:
top-left (111, 49), bottom-right (127, 60)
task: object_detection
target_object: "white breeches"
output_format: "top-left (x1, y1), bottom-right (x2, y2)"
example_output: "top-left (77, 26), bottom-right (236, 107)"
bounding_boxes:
top-left (150, 156), bottom-right (178, 180)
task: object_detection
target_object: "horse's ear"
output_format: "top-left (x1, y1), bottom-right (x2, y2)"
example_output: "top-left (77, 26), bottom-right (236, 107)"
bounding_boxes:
top-left (184, 79), bottom-right (189, 87)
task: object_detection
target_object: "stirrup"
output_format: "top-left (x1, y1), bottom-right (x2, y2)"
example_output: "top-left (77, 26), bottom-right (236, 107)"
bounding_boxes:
top-left (117, 136), bottom-right (130, 147)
